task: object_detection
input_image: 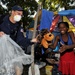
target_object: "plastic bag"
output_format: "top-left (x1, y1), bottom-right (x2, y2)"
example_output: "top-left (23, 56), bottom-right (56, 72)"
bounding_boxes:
top-left (0, 34), bottom-right (33, 75)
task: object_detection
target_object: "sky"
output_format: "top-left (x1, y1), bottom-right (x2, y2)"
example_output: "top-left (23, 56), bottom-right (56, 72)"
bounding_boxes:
top-left (0, 1), bottom-right (8, 9)
top-left (35, 0), bottom-right (39, 3)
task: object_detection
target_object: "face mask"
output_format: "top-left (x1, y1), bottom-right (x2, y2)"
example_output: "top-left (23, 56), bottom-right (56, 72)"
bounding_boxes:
top-left (14, 15), bottom-right (22, 22)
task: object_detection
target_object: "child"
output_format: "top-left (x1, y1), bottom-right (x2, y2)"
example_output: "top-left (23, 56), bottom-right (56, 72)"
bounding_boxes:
top-left (48, 22), bottom-right (75, 75)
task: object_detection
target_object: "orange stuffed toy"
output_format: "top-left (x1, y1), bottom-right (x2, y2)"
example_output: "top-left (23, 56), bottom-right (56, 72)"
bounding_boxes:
top-left (38, 29), bottom-right (54, 48)
top-left (41, 32), bottom-right (54, 48)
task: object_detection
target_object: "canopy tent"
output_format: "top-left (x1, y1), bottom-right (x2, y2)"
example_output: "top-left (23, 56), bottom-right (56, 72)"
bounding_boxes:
top-left (28, 9), bottom-right (75, 32)
top-left (50, 9), bottom-right (75, 32)
top-left (58, 9), bottom-right (75, 16)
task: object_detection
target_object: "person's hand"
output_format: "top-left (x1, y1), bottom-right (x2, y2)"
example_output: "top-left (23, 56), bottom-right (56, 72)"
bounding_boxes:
top-left (59, 45), bottom-right (68, 53)
top-left (46, 58), bottom-right (56, 64)
top-left (0, 31), bottom-right (5, 37)
top-left (31, 38), bottom-right (38, 43)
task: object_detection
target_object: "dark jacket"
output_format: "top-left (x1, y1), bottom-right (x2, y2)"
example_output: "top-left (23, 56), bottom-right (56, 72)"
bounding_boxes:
top-left (0, 15), bottom-right (33, 52)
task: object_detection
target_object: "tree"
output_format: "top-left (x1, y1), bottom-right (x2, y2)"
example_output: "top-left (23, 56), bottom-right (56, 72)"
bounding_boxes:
top-left (39, 0), bottom-right (75, 11)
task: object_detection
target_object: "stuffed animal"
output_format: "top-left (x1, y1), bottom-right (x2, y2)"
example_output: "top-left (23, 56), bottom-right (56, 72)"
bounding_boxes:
top-left (35, 29), bottom-right (56, 64)
top-left (40, 29), bottom-right (54, 48)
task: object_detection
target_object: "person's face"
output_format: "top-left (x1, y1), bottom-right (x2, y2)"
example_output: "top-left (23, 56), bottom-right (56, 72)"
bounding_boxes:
top-left (11, 10), bottom-right (23, 22)
top-left (58, 23), bottom-right (68, 34)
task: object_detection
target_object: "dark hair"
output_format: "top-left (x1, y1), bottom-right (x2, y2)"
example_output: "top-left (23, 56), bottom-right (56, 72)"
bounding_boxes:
top-left (37, 29), bottom-right (49, 42)
top-left (40, 29), bottom-right (49, 36)
top-left (57, 22), bottom-right (69, 28)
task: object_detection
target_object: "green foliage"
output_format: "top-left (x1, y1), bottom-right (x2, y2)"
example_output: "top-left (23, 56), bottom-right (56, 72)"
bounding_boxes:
top-left (39, 0), bottom-right (75, 11)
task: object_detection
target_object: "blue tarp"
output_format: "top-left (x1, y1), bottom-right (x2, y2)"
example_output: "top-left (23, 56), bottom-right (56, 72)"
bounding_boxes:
top-left (58, 9), bottom-right (75, 16)
top-left (39, 9), bottom-right (54, 30)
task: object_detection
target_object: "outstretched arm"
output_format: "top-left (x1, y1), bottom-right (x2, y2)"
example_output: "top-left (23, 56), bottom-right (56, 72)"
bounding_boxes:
top-left (59, 32), bottom-right (75, 53)
top-left (49, 36), bottom-right (59, 49)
